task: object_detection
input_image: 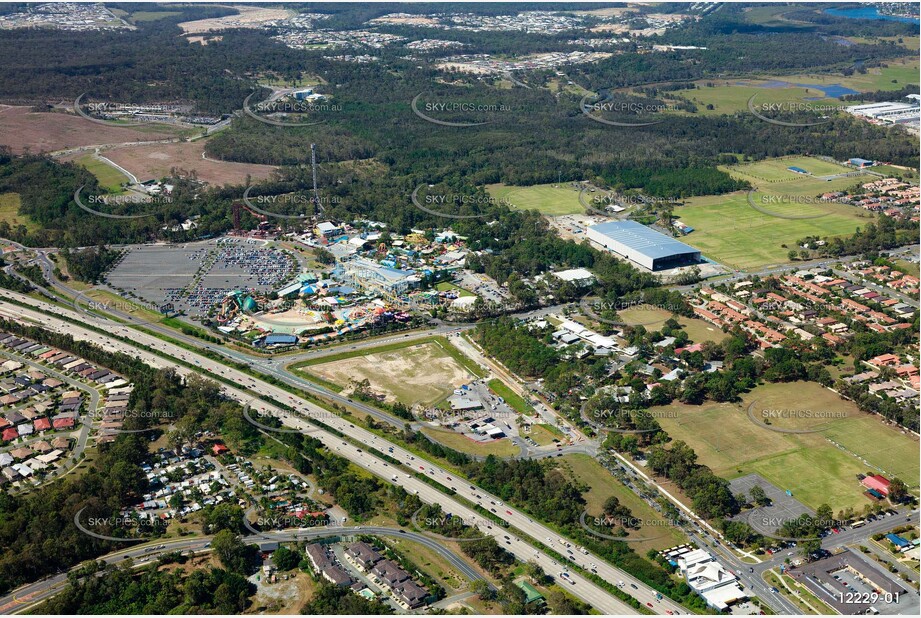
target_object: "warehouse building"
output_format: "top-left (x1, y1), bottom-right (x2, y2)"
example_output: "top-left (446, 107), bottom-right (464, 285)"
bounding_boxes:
top-left (586, 220), bottom-right (701, 271)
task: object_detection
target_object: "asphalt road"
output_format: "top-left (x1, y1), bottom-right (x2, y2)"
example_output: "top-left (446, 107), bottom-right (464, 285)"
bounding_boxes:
top-left (0, 524), bottom-right (487, 614)
top-left (0, 291), bottom-right (675, 615)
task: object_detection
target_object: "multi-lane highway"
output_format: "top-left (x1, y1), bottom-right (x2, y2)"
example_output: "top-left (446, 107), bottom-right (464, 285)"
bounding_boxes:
top-left (0, 289), bottom-right (685, 615)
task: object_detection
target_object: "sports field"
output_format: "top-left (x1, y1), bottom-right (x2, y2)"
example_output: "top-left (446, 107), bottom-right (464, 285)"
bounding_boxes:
top-left (486, 182), bottom-right (586, 216)
top-left (300, 339), bottom-right (476, 406)
top-left (650, 382), bottom-right (919, 512)
top-left (556, 454), bottom-right (686, 553)
top-left (678, 157), bottom-right (870, 270)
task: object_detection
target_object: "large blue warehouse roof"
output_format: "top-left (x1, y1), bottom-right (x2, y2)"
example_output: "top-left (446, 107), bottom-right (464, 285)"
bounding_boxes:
top-left (588, 220), bottom-right (699, 259)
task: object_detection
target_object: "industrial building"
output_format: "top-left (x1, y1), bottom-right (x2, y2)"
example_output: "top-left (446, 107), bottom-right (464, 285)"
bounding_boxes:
top-left (846, 95), bottom-right (920, 125)
top-left (586, 220), bottom-right (701, 271)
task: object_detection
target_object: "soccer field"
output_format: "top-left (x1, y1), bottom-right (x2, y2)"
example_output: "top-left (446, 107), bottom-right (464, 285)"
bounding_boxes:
top-left (678, 157), bottom-right (871, 270)
top-left (651, 382), bottom-right (919, 512)
top-left (486, 182), bottom-right (586, 215)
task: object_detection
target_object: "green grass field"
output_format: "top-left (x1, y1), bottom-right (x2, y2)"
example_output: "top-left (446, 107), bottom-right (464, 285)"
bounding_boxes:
top-left (527, 423), bottom-right (564, 446)
top-left (722, 156), bottom-right (852, 182)
top-left (0, 193), bottom-right (37, 232)
top-left (129, 11), bottom-right (182, 22)
top-left (73, 154), bottom-right (130, 193)
top-left (678, 157), bottom-right (871, 270)
top-left (436, 282), bottom-right (474, 298)
top-left (873, 164), bottom-right (919, 183)
top-left (556, 454), bottom-right (686, 553)
top-left (650, 382), bottom-right (919, 512)
top-left (616, 306), bottom-right (730, 344)
top-left (486, 182), bottom-right (586, 216)
top-left (894, 259), bottom-right (920, 278)
top-left (673, 56), bottom-right (919, 115)
top-left (487, 379), bottom-right (534, 416)
top-left (421, 427), bottom-right (520, 458)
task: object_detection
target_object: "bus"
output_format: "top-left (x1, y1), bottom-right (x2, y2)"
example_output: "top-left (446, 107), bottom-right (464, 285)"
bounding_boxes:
top-left (851, 519), bottom-right (867, 529)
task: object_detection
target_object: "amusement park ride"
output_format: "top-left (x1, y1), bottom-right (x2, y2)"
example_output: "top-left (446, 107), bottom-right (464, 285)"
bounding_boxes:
top-left (231, 143), bottom-right (324, 237)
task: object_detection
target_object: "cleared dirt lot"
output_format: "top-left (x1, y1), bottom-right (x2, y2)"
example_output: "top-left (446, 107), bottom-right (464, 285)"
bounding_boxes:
top-left (96, 140), bottom-right (277, 186)
top-left (308, 342), bottom-right (473, 406)
top-left (0, 105), bottom-right (177, 154)
top-left (178, 5), bottom-right (294, 34)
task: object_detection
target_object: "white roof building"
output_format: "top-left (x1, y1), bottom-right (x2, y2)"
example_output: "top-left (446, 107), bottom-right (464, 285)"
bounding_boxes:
top-left (552, 267), bottom-right (595, 287)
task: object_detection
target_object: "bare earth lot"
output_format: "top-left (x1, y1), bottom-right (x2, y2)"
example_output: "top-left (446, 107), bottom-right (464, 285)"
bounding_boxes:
top-left (99, 140), bottom-right (276, 186)
top-left (0, 105), bottom-right (176, 154)
top-left (178, 5), bottom-right (294, 34)
top-left (309, 342), bottom-right (473, 406)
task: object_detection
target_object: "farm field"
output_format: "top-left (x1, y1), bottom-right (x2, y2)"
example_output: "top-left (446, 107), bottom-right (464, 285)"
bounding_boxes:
top-left (650, 381), bottom-right (919, 512)
top-left (72, 154), bottom-right (131, 193)
top-left (486, 182), bottom-right (586, 216)
top-left (98, 139), bottom-right (276, 186)
top-left (0, 193), bottom-right (37, 232)
top-left (420, 427), bottom-right (519, 458)
top-left (671, 56), bottom-right (919, 115)
top-left (302, 340), bottom-right (475, 406)
top-left (678, 157), bottom-right (871, 270)
top-left (616, 306), bottom-right (730, 344)
top-left (556, 454), bottom-right (686, 553)
top-left (0, 105), bottom-right (178, 155)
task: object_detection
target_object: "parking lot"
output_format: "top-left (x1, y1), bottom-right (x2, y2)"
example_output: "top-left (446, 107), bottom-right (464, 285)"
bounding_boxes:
top-left (729, 474), bottom-right (814, 536)
top-left (105, 238), bottom-right (300, 319)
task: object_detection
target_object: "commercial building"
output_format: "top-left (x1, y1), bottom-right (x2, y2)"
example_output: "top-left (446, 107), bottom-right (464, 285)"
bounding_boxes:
top-left (586, 220), bottom-right (701, 271)
top-left (551, 267), bottom-right (595, 287)
top-left (846, 95), bottom-right (920, 125)
top-left (677, 549), bottom-right (747, 610)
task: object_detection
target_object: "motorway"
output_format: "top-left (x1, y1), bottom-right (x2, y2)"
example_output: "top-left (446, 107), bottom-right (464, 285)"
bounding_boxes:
top-left (0, 289), bottom-right (687, 615)
top-left (0, 524), bottom-right (486, 615)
